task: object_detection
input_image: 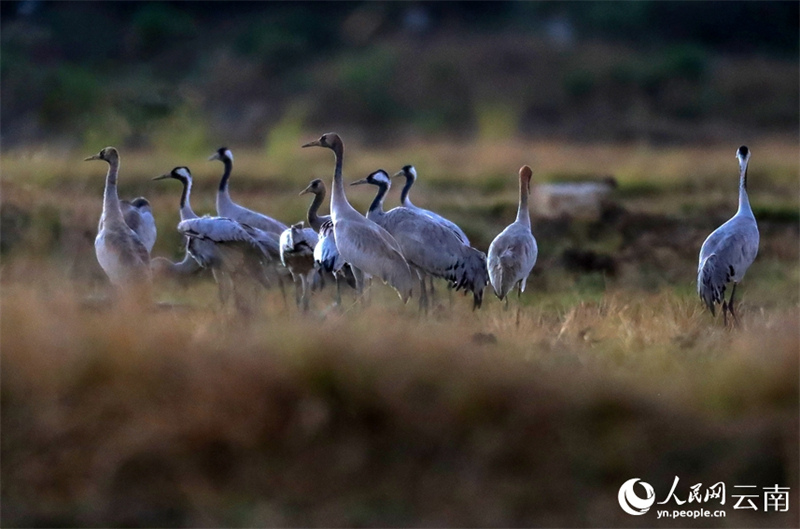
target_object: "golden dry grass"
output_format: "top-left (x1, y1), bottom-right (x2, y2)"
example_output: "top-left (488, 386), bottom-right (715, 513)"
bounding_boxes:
top-left (2, 278), bottom-right (797, 527)
top-left (1, 138), bottom-right (798, 527)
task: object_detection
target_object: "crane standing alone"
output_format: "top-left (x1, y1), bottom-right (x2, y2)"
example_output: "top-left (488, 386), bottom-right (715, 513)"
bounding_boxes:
top-left (87, 146), bottom-right (151, 287)
top-left (487, 166), bottom-right (538, 324)
top-left (697, 145), bottom-right (759, 325)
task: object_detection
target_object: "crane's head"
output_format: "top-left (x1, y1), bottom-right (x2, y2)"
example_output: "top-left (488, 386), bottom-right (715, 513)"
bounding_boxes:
top-left (153, 166), bottom-right (193, 184)
top-left (302, 132), bottom-right (342, 151)
top-left (84, 146), bottom-right (119, 164)
top-left (129, 197), bottom-right (152, 211)
top-left (299, 178), bottom-right (325, 196)
top-left (350, 169), bottom-right (391, 188)
top-left (208, 147), bottom-right (233, 163)
top-left (392, 165), bottom-right (417, 182)
top-left (736, 145), bottom-right (750, 164)
top-left (519, 165), bottom-right (533, 193)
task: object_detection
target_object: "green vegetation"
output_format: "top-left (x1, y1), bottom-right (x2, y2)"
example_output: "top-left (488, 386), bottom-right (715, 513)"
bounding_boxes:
top-left (1, 2), bottom-right (797, 151)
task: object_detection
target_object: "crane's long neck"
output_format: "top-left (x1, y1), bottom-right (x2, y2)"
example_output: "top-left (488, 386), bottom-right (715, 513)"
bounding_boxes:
top-left (737, 160), bottom-right (753, 217)
top-left (515, 174), bottom-right (531, 227)
top-left (307, 190), bottom-right (325, 231)
top-left (368, 183), bottom-right (388, 217)
top-left (179, 178), bottom-right (198, 220)
top-left (400, 176), bottom-right (415, 207)
top-left (216, 159), bottom-right (233, 212)
top-left (330, 143), bottom-right (355, 221)
top-left (102, 160), bottom-right (124, 223)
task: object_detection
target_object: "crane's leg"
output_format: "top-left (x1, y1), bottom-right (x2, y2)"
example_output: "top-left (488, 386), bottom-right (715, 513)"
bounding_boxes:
top-left (300, 274), bottom-right (310, 312)
top-left (428, 276), bottom-right (436, 304)
top-left (291, 275), bottom-right (302, 309)
top-left (334, 274), bottom-right (343, 306)
top-left (276, 272), bottom-right (288, 308)
top-left (214, 269), bottom-right (232, 307)
top-left (721, 300), bottom-right (728, 327)
top-left (728, 283), bottom-right (739, 326)
top-left (352, 266), bottom-right (365, 300)
top-left (504, 295), bottom-right (509, 311)
top-left (314, 267), bottom-right (325, 291)
top-left (515, 282), bottom-right (522, 328)
top-left (417, 272), bottom-right (428, 314)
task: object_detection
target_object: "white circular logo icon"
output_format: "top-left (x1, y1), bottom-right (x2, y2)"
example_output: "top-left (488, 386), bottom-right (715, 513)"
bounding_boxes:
top-left (618, 478), bottom-right (655, 515)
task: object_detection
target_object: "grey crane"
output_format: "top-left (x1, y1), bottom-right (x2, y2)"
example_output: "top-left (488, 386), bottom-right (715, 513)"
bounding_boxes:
top-left (352, 169), bottom-right (488, 310)
top-left (697, 145), bottom-right (759, 325)
top-left (119, 197), bottom-right (157, 255)
top-left (279, 221), bottom-right (319, 311)
top-left (300, 179), bottom-right (355, 305)
top-left (393, 165), bottom-right (470, 244)
top-left (151, 166), bottom-right (211, 278)
top-left (487, 166), bottom-right (538, 323)
top-left (150, 252), bottom-right (203, 283)
top-left (302, 133), bottom-right (415, 302)
top-left (209, 147), bottom-right (288, 235)
top-left (153, 166), bottom-right (283, 310)
top-left (178, 216), bottom-right (276, 314)
top-left (86, 146), bottom-right (151, 287)
top-left (393, 164), bottom-right (470, 301)
top-left (299, 178), bottom-right (339, 273)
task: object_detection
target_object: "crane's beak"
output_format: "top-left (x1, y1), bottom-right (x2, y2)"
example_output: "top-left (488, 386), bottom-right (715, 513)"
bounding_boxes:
top-left (298, 184), bottom-right (314, 195)
top-left (350, 178), bottom-right (369, 186)
top-left (391, 170), bottom-right (405, 178)
top-left (84, 154), bottom-right (100, 161)
top-left (302, 139), bottom-right (321, 148)
top-left (208, 152), bottom-right (221, 161)
top-left (152, 174), bottom-right (170, 181)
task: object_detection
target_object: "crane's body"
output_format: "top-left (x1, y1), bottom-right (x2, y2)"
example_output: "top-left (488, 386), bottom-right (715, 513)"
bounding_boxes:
top-left (697, 146), bottom-right (759, 324)
top-left (211, 147), bottom-right (288, 235)
top-left (117, 197), bottom-right (157, 255)
top-left (88, 147), bottom-right (151, 287)
top-left (302, 133), bottom-right (415, 302)
top-left (394, 165), bottom-right (470, 245)
top-left (487, 166), bottom-right (538, 323)
top-left (280, 222), bottom-right (319, 311)
top-left (354, 170), bottom-right (488, 310)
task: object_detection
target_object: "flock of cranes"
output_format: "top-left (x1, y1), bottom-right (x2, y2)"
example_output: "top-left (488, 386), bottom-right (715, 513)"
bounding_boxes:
top-left (85, 135), bottom-right (759, 324)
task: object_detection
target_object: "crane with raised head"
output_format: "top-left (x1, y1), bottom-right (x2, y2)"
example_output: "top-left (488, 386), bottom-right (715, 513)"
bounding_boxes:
top-left (697, 145), bottom-right (759, 326)
top-left (86, 146), bottom-right (151, 287)
top-left (487, 166), bottom-right (538, 324)
top-left (302, 133), bottom-right (414, 303)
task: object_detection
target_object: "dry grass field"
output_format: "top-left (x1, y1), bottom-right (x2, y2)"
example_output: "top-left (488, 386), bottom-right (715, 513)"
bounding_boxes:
top-left (2, 137), bottom-right (798, 527)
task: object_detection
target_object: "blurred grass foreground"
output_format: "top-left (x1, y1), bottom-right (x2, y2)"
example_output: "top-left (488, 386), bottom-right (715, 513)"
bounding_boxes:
top-left (2, 285), bottom-right (798, 527)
